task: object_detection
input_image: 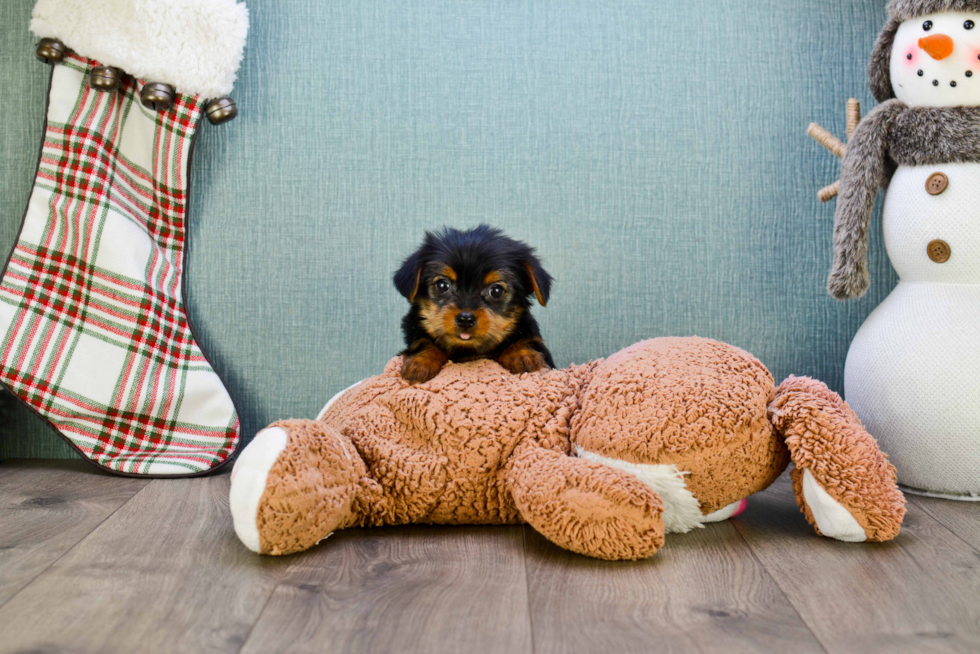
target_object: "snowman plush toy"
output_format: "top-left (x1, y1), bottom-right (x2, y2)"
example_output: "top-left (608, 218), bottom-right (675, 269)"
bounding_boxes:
top-left (829, 0), bottom-right (980, 499)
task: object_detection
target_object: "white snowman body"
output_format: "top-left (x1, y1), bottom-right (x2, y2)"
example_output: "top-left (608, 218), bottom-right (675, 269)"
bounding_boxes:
top-left (844, 11), bottom-right (980, 498)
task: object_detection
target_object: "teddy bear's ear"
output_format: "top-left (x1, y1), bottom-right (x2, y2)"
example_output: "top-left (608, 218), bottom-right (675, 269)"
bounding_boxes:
top-left (522, 257), bottom-right (552, 307)
top-left (394, 251), bottom-right (424, 303)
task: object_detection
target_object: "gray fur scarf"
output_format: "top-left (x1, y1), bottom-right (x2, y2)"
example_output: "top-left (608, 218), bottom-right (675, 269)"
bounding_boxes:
top-left (829, 102), bottom-right (980, 299)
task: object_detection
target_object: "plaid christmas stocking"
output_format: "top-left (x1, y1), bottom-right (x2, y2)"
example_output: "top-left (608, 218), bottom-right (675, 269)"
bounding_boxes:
top-left (0, 0), bottom-right (249, 476)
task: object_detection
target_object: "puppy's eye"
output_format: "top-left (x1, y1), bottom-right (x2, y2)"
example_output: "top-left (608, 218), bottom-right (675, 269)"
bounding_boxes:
top-left (967, 20), bottom-right (976, 30)
top-left (434, 279), bottom-right (450, 294)
top-left (923, 20), bottom-right (933, 31)
top-left (488, 284), bottom-right (505, 300)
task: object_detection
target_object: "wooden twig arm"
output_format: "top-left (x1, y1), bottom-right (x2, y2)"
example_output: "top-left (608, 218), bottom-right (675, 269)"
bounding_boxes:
top-left (818, 180), bottom-right (840, 203)
top-left (808, 123), bottom-right (847, 159)
top-left (846, 98), bottom-right (860, 140)
top-left (808, 98), bottom-right (861, 202)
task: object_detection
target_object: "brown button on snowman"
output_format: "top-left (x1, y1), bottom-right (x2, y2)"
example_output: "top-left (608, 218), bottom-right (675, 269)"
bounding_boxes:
top-left (812, 0), bottom-right (980, 500)
top-left (925, 171), bottom-right (948, 194)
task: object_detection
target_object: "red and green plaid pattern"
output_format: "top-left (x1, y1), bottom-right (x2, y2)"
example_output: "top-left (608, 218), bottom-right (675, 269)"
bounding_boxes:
top-left (0, 54), bottom-right (240, 475)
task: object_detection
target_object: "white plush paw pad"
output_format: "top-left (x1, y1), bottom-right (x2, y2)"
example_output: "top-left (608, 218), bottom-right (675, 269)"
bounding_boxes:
top-left (703, 498), bottom-right (748, 523)
top-left (229, 427), bottom-right (289, 553)
top-left (801, 469), bottom-right (866, 543)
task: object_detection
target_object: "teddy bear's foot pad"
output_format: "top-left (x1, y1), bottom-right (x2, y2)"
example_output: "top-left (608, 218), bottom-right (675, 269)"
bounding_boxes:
top-left (800, 469), bottom-right (866, 542)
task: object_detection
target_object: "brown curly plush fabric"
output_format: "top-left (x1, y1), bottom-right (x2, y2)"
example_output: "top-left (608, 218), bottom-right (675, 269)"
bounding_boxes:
top-left (572, 338), bottom-right (789, 515)
top-left (255, 419), bottom-right (366, 555)
top-left (321, 357), bottom-right (589, 526)
top-left (508, 443), bottom-right (666, 559)
top-left (243, 337), bottom-right (905, 560)
top-left (768, 376), bottom-right (906, 542)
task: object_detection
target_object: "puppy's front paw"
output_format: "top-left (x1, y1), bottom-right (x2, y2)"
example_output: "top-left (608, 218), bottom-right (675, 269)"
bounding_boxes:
top-left (401, 348), bottom-right (448, 383)
top-left (497, 342), bottom-right (547, 374)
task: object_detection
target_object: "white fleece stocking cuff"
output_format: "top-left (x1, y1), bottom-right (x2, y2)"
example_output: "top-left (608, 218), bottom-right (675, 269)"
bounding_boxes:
top-left (30, 0), bottom-right (249, 98)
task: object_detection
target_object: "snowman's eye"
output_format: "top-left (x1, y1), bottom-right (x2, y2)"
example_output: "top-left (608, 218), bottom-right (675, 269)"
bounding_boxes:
top-left (966, 20), bottom-right (976, 30)
top-left (923, 20), bottom-right (933, 31)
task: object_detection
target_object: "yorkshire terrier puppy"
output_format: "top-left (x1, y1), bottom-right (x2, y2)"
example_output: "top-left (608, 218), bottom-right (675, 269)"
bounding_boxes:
top-left (394, 225), bottom-right (554, 383)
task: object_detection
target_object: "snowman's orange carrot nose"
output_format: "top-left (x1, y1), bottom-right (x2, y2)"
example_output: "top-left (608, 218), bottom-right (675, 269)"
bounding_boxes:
top-left (919, 34), bottom-right (954, 60)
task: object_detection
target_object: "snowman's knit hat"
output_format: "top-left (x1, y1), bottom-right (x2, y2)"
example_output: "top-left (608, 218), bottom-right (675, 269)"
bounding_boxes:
top-left (870, 1), bottom-right (980, 101)
top-left (889, 0), bottom-right (980, 20)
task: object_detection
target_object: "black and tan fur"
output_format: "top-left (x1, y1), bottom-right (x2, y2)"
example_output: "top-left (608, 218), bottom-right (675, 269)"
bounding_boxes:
top-left (393, 225), bottom-right (554, 383)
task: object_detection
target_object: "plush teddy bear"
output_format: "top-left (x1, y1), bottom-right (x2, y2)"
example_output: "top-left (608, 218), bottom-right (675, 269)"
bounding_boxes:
top-left (229, 337), bottom-right (905, 560)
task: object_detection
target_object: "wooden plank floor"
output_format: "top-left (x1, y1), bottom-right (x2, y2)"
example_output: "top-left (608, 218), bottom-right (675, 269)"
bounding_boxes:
top-left (1, 460), bottom-right (979, 653)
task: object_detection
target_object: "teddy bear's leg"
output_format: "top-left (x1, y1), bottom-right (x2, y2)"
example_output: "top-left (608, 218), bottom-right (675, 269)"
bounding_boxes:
top-left (768, 376), bottom-right (906, 542)
top-left (229, 419), bottom-right (367, 555)
top-left (506, 444), bottom-right (665, 560)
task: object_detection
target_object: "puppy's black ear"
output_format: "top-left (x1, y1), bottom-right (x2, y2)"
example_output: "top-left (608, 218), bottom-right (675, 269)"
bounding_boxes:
top-left (522, 257), bottom-right (552, 307)
top-left (394, 251), bottom-right (424, 303)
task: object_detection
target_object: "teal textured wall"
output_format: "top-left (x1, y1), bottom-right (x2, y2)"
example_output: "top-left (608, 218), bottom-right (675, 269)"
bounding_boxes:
top-left (0, 0), bottom-right (896, 460)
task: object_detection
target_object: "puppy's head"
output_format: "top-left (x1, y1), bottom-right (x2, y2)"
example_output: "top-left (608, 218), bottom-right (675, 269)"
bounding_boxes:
top-left (394, 225), bottom-right (551, 352)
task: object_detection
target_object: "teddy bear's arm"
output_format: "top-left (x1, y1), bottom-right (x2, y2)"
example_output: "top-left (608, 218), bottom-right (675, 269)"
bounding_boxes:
top-left (505, 442), bottom-right (666, 561)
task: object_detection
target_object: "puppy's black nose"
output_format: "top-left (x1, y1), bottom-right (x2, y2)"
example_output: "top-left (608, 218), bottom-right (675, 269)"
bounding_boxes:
top-left (455, 312), bottom-right (477, 330)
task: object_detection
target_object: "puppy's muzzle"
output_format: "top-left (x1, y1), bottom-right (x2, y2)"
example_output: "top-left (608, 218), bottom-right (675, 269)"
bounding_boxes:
top-left (455, 312), bottom-right (477, 330)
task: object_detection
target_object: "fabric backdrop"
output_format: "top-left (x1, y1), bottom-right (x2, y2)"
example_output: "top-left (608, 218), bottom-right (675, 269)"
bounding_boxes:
top-left (0, 0), bottom-right (895, 459)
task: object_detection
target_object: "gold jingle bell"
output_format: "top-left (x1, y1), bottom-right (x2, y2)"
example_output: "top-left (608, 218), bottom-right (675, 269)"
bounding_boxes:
top-left (205, 97), bottom-right (237, 125)
top-left (35, 38), bottom-right (67, 64)
top-left (89, 66), bottom-right (122, 91)
top-left (140, 82), bottom-right (175, 111)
